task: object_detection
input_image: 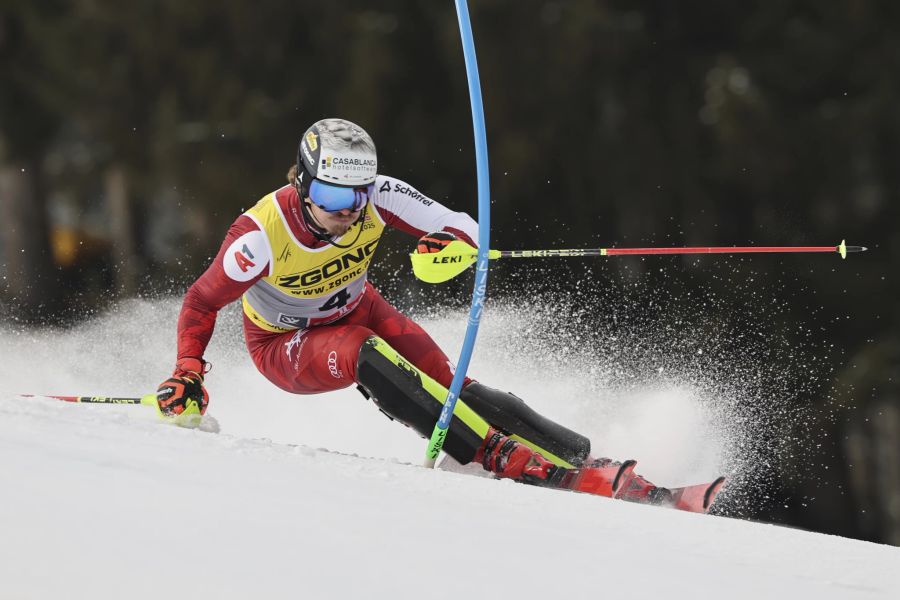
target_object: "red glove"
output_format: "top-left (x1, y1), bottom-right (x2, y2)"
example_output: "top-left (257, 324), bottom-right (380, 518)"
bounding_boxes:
top-left (416, 231), bottom-right (458, 254)
top-left (156, 357), bottom-right (209, 417)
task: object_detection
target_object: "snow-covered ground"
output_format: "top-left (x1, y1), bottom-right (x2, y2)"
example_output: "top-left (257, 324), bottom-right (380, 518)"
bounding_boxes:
top-left (2, 299), bottom-right (898, 599)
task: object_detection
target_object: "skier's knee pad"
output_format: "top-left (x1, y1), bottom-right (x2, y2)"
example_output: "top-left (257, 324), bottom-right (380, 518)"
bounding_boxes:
top-left (459, 382), bottom-right (591, 466)
top-left (356, 336), bottom-right (485, 464)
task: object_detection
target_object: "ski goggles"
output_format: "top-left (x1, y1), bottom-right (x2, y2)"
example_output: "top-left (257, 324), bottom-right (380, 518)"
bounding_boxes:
top-left (308, 179), bottom-right (374, 213)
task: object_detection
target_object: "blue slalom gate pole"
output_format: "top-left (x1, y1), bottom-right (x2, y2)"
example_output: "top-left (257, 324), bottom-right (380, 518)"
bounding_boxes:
top-left (424, 0), bottom-right (491, 467)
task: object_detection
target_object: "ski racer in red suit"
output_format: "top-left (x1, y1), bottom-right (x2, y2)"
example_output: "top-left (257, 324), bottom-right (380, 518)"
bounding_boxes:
top-left (156, 118), bottom-right (675, 505)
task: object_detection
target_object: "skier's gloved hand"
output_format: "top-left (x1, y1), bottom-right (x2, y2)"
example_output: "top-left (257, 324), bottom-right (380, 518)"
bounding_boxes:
top-left (156, 357), bottom-right (210, 417)
top-left (416, 231), bottom-right (458, 254)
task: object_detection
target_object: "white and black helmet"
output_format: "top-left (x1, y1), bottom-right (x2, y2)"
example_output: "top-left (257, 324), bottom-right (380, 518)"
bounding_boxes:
top-left (296, 118), bottom-right (378, 192)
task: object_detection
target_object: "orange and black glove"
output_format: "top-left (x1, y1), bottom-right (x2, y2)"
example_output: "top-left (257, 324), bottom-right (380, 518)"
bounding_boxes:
top-left (156, 357), bottom-right (209, 417)
top-left (416, 231), bottom-right (458, 254)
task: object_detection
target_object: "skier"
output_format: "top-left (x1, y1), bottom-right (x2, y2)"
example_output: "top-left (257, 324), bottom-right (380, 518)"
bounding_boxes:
top-left (156, 117), bottom-right (716, 510)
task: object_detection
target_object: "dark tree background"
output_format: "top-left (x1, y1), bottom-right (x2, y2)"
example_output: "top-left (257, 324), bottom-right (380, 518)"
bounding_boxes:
top-left (2, 1), bottom-right (897, 545)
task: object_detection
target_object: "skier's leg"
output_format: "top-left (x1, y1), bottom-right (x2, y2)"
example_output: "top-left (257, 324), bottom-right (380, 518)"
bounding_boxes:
top-left (356, 336), bottom-right (628, 496)
top-left (357, 283), bottom-right (464, 389)
top-left (243, 312), bottom-right (379, 394)
top-left (355, 336), bottom-right (487, 462)
top-left (355, 335), bottom-right (586, 471)
top-left (360, 283), bottom-right (591, 466)
top-left (243, 307), bottom-right (642, 497)
top-left (356, 341), bottom-right (564, 484)
top-left (459, 382), bottom-right (591, 466)
top-left (243, 317), bottom-right (491, 464)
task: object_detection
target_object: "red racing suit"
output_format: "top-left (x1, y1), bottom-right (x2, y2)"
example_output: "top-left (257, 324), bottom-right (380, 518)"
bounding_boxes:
top-left (176, 175), bottom-right (478, 395)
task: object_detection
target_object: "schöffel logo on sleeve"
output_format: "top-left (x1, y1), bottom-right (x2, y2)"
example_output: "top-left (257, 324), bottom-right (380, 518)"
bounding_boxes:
top-left (394, 183), bottom-right (433, 206)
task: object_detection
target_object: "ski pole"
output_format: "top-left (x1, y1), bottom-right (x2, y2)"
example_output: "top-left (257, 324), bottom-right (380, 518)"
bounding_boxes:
top-left (410, 239), bottom-right (867, 283)
top-left (19, 393), bottom-right (156, 405)
top-left (19, 393), bottom-right (203, 428)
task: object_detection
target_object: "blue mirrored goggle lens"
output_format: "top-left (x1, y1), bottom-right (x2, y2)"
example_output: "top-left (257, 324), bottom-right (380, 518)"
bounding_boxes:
top-left (309, 180), bottom-right (373, 212)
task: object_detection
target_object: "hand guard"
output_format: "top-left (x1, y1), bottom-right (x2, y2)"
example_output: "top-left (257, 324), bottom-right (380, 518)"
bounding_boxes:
top-left (156, 357), bottom-right (209, 417)
top-left (416, 231), bottom-right (457, 254)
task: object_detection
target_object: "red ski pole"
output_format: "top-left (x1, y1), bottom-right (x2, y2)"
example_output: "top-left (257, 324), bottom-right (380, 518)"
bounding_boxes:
top-left (18, 394), bottom-right (203, 428)
top-left (411, 239), bottom-right (867, 283)
top-left (18, 394), bottom-right (153, 405)
top-left (498, 240), bottom-right (866, 259)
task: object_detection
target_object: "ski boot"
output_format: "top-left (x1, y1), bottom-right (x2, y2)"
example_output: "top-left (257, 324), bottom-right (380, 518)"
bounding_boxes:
top-left (614, 462), bottom-right (725, 513)
top-left (609, 463), bottom-right (674, 505)
top-left (475, 428), bottom-right (561, 485)
top-left (476, 429), bottom-right (634, 497)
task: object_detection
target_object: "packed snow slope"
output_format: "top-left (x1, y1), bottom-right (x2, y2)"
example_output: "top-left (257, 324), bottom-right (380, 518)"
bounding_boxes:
top-left (2, 298), bottom-right (898, 599)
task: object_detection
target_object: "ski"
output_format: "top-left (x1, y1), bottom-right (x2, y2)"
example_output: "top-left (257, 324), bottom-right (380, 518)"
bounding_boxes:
top-left (668, 476), bottom-right (726, 514)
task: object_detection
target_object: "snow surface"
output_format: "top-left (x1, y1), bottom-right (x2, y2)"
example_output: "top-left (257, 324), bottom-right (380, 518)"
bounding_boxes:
top-left (2, 299), bottom-right (898, 599)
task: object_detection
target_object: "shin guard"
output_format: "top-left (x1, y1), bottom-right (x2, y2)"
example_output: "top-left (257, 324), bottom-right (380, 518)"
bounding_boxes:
top-left (356, 337), bottom-right (487, 464)
top-left (459, 382), bottom-right (591, 466)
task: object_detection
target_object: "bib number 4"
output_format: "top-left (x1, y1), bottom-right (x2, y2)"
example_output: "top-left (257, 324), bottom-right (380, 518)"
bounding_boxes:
top-left (319, 288), bottom-right (352, 312)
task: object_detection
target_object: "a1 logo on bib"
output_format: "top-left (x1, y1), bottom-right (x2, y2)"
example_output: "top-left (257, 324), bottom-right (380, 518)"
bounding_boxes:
top-left (224, 230), bottom-right (268, 282)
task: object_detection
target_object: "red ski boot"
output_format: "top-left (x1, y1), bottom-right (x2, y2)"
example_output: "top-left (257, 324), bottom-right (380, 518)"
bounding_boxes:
top-left (614, 466), bottom-right (674, 505)
top-left (476, 430), bottom-right (633, 497)
top-left (617, 466), bottom-right (726, 513)
top-left (475, 428), bottom-right (560, 485)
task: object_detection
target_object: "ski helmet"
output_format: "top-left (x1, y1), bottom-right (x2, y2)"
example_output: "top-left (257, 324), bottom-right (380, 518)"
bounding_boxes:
top-left (296, 118), bottom-right (378, 191)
